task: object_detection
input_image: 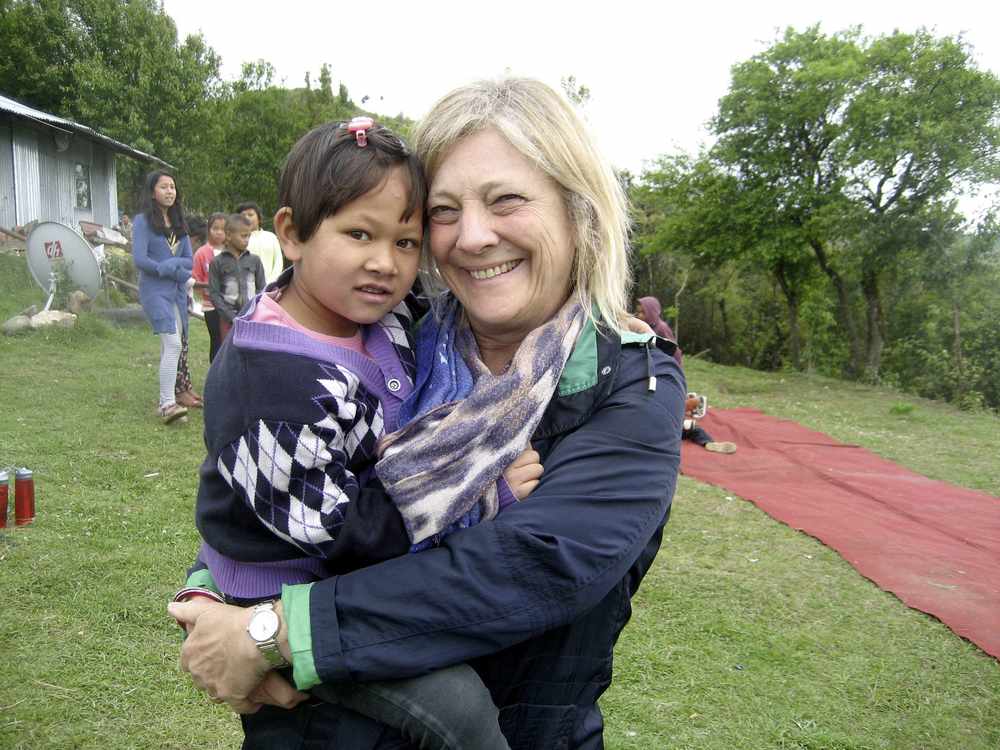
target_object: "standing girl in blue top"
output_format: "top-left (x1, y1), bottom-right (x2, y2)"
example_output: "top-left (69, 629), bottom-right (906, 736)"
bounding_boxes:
top-left (132, 170), bottom-right (195, 425)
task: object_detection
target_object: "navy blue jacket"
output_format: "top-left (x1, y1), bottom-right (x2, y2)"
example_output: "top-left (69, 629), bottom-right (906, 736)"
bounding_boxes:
top-left (283, 324), bottom-right (685, 749)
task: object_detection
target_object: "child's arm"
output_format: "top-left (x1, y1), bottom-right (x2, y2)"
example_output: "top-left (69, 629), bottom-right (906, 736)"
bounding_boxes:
top-left (502, 448), bottom-right (543, 501)
top-left (209, 260), bottom-right (235, 322)
top-left (216, 413), bottom-right (410, 568)
top-left (191, 247), bottom-right (210, 289)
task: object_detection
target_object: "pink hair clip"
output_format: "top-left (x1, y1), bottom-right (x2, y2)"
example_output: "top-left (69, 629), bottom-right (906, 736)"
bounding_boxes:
top-left (348, 116), bottom-right (375, 147)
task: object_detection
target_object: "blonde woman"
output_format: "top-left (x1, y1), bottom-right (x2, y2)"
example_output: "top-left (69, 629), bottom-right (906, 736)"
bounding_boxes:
top-left (173, 78), bottom-right (685, 749)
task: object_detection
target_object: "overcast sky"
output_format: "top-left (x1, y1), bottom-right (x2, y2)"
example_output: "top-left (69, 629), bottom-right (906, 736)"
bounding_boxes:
top-left (163, 0), bottom-right (999, 182)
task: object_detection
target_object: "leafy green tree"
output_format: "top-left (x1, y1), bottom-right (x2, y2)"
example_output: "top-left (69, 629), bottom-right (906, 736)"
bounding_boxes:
top-left (0, 0), bottom-right (90, 112)
top-left (635, 153), bottom-right (818, 368)
top-left (713, 26), bottom-right (1000, 380)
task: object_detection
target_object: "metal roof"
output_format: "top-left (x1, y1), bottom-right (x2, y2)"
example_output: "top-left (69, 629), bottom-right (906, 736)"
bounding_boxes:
top-left (0, 92), bottom-right (173, 168)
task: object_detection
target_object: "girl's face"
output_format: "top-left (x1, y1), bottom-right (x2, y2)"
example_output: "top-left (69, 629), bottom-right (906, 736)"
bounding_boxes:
top-left (276, 166), bottom-right (422, 337)
top-left (208, 218), bottom-right (226, 247)
top-left (153, 176), bottom-right (176, 210)
top-left (241, 208), bottom-right (261, 231)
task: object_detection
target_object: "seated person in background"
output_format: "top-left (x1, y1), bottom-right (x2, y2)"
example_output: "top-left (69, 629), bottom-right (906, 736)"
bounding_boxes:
top-left (208, 213), bottom-right (265, 340)
top-left (683, 392), bottom-right (736, 454)
top-left (636, 295), bottom-right (682, 363)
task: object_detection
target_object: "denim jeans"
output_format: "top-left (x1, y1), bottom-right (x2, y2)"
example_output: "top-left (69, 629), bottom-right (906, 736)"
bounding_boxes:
top-left (241, 663), bottom-right (509, 750)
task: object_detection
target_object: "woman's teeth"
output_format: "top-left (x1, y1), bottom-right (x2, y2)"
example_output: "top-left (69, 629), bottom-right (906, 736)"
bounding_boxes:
top-left (469, 260), bottom-right (520, 280)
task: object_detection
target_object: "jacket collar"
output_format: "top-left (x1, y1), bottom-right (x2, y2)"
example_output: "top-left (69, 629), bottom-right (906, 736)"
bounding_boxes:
top-left (536, 317), bottom-right (623, 440)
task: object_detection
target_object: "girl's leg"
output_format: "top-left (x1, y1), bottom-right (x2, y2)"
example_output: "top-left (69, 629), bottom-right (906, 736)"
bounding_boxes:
top-left (173, 305), bottom-right (201, 405)
top-left (311, 663), bottom-right (509, 750)
top-left (158, 329), bottom-right (182, 409)
top-left (204, 309), bottom-right (222, 363)
top-left (174, 334), bottom-right (192, 396)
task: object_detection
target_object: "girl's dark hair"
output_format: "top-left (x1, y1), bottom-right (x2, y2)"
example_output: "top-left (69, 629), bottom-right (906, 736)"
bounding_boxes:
top-left (141, 170), bottom-right (189, 237)
top-left (234, 201), bottom-right (263, 226)
top-left (207, 212), bottom-right (228, 231)
top-left (278, 121), bottom-right (426, 243)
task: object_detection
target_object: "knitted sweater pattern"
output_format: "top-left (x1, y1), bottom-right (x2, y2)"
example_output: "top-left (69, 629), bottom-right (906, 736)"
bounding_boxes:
top-left (196, 292), bottom-right (417, 573)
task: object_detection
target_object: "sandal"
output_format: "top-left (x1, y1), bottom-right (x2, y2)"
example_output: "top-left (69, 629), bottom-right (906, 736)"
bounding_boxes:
top-left (159, 402), bottom-right (189, 425)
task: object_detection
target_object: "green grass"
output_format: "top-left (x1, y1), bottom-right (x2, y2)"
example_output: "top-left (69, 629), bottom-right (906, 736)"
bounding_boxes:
top-left (1, 251), bottom-right (998, 748)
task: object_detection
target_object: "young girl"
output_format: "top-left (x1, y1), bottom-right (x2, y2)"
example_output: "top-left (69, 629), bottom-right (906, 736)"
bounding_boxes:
top-left (191, 212), bottom-right (227, 362)
top-left (132, 171), bottom-right (196, 424)
top-left (180, 120), bottom-right (538, 749)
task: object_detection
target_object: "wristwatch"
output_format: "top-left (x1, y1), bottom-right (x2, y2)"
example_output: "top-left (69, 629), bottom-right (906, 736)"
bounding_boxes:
top-left (246, 601), bottom-right (289, 669)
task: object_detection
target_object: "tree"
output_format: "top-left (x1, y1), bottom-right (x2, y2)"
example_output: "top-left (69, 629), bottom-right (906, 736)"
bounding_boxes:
top-left (713, 26), bottom-right (1000, 380)
top-left (560, 75), bottom-right (590, 107)
top-left (636, 153), bottom-right (818, 368)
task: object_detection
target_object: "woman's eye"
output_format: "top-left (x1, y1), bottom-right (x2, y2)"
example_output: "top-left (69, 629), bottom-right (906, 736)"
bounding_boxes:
top-left (492, 194), bottom-right (526, 212)
top-left (349, 230), bottom-right (371, 241)
top-left (429, 206), bottom-right (458, 223)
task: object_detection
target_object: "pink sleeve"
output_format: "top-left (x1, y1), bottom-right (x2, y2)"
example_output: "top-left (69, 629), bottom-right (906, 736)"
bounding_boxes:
top-left (192, 245), bottom-right (212, 284)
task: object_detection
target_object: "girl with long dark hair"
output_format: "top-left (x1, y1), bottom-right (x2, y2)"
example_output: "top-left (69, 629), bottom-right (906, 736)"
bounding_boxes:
top-left (132, 170), bottom-right (199, 424)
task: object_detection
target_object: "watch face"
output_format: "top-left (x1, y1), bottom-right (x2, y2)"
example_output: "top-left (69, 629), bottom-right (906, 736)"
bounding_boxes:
top-left (248, 609), bottom-right (280, 641)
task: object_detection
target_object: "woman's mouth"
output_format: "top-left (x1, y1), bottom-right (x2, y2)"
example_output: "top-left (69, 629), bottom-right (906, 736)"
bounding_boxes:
top-left (468, 260), bottom-right (521, 280)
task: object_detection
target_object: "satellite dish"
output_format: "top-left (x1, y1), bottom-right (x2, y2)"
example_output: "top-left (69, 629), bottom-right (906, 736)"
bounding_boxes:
top-left (26, 222), bottom-right (104, 303)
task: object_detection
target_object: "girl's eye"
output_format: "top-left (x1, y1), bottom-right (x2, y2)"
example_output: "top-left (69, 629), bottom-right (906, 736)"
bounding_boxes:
top-left (349, 230), bottom-right (371, 241)
top-left (397, 238), bottom-right (420, 250)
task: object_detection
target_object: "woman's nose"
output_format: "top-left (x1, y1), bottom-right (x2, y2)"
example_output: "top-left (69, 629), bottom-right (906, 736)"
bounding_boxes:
top-left (455, 203), bottom-right (498, 254)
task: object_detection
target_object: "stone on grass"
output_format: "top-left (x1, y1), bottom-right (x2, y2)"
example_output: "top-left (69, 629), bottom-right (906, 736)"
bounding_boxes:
top-left (29, 310), bottom-right (77, 329)
top-left (68, 290), bottom-right (92, 315)
top-left (3, 314), bottom-right (32, 335)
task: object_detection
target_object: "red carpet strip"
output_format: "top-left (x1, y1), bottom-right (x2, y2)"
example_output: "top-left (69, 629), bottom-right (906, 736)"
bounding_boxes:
top-left (679, 408), bottom-right (1000, 659)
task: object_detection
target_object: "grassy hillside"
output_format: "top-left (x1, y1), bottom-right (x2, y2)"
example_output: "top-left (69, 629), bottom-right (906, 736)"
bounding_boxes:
top-left (0, 251), bottom-right (997, 749)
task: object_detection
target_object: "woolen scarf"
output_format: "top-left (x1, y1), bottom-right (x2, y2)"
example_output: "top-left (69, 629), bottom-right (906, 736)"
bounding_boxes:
top-left (376, 294), bottom-right (585, 544)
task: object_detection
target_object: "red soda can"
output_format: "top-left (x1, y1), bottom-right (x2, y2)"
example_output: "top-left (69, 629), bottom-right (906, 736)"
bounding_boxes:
top-left (14, 468), bottom-right (34, 526)
top-left (0, 469), bottom-right (8, 528)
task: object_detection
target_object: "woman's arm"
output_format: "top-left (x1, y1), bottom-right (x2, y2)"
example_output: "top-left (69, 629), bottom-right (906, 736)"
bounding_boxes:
top-left (296, 348), bottom-right (683, 688)
top-left (130, 214), bottom-right (162, 276)
top-left (175, 344), bottom-right (683, 696)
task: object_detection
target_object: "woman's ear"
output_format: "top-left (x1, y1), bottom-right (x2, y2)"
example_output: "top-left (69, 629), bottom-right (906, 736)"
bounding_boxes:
top-left (274, 207), bottom-right (301, 262)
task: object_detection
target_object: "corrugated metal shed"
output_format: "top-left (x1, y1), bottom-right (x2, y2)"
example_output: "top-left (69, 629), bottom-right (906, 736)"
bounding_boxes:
top-left (0, 93), bottom-right (171, 168)
top-left (12, 124), bottom-right (41, 225)
top-left (0, 92), bottom-right (167, 228)
top-left (0, 120), bottom-right (14, 227)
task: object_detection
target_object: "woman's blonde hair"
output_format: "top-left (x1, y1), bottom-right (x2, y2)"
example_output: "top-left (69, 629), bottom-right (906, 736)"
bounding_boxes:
top-left (411, 77), bottom-right (632, 331)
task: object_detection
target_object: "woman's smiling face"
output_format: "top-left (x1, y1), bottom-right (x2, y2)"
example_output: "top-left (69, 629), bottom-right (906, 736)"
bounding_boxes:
top-left (428, 128), bottom-right (575, 344)
top-left (153, 175), bottom-right (176, 210)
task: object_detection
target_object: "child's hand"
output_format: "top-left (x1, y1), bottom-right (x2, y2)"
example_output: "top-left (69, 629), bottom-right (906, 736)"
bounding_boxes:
top-left (624, 315), bottom-right (653, 335)
top-left (504, 449), bottom-right (543, 501)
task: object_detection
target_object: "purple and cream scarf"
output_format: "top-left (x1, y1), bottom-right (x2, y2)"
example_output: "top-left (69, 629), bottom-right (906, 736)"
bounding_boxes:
top-left (375, 294), bottom-right (585, 544)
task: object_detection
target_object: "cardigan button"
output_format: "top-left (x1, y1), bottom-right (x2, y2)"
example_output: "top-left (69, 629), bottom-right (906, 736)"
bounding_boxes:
top-left (386, 378), bottom-right (402, 392)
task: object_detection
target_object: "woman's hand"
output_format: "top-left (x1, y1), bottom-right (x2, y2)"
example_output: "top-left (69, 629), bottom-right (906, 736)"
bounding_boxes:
top-left (503, 449), bottom-right (543, 500)
top-left (169, 598), bottom-right (286, 713)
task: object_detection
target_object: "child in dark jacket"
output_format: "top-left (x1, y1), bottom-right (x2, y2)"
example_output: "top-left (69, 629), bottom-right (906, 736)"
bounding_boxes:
top-left (182, 120), bottom-right (538, 750)
top-left (208, 213), bottom-right (266, 339)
